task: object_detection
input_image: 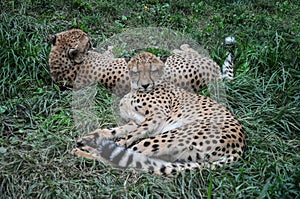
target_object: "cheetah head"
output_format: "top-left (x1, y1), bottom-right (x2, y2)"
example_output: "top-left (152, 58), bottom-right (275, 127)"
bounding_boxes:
top-left (48, 29), bottom-right (92, 87)
top-left (127, 52), bottom-right (168, 92)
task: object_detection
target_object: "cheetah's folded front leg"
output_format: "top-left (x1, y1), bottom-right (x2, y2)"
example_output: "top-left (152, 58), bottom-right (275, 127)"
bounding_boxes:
top-left (87, 121), bottom-right (139, 140)
top-left (116, 113), bottom-right (169, 147)
top-left (73, 121), bottom-right (139, 158)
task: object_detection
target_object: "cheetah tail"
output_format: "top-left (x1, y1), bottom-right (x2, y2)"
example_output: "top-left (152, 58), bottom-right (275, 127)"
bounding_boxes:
top-left (73, 139), bottom-right (209, 177)
top-left (221, 36), bottom-right (236, 80)
top-left (98, 140), bottom-right (212, 176)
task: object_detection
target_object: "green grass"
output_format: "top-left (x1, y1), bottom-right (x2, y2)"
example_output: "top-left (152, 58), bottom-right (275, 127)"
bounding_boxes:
top-left (1, 0), bottom-right (299, 198)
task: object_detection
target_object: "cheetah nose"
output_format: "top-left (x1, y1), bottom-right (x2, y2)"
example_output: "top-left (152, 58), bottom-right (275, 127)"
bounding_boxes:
top-left (142, 84), bottom-right (150, 89)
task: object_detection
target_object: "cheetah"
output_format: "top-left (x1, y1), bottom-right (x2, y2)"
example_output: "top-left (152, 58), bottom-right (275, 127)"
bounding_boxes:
top-left (71, 52), bottom-right (246, 176)
top-left (48, 29), bottom-right (235, 96)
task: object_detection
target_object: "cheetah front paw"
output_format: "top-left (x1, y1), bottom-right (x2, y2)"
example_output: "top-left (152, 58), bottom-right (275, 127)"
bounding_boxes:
top-left (71, 147), bottom-right (99, 159)
top-left (71, 136), bottom-right (100, 160)
top-left (71, 129), bottom-right (116, 156)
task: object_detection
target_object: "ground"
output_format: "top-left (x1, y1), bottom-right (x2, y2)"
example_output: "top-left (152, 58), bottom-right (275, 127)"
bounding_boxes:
top-left (0, 0), bottom-right (299, 198)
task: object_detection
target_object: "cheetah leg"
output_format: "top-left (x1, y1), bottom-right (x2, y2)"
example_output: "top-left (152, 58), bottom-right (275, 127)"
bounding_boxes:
top-left (128, 124), bottom-right (244, 167)
top-left (128, 131), bottom-right (189, 162)
top-left (73, 111), bottom-right (168, 158)
top-left (71, 120), bottom-right (139, 160)
top-left (71, 141), bottom-right (113, 165)
top-left (116, 113), bottom-right (170, 147)
top-left (86, 121), bottom-right (139, 140)
top-left (72, 121), bottom-right (139, 157)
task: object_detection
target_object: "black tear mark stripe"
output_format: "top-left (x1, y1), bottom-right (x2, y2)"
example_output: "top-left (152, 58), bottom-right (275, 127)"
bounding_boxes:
top-left (136, 61), bottom-right (141, 86)
top-left (149, 62), bottom-right (155, 87)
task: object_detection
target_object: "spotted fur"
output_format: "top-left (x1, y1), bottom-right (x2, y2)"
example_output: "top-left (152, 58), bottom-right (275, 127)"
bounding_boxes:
top-left (71, 52), bottom-right (246, 176)
top-left (48, 29), bottom-right (234, 96)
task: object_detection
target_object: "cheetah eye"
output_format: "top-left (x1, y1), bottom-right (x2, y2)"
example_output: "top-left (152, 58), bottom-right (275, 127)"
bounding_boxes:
top-left (151, 69), bottom-right (160, 74)
top-left (130, 70), bottom-right (139, 75)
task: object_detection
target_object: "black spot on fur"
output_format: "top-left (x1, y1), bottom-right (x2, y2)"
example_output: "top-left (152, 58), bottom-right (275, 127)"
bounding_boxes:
top-left (171, 169), bottom-right (177, 175)
top-left (160, 166), bottom-right (166, 174)
top-left (143, 141), bottom-right (151, 147)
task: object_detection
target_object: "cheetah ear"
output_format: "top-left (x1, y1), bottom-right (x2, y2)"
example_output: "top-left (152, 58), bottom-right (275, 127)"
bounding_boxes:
top-left (160, 55), bottom-right (169, 63)
top-left (68, 48), bottom-right (79, 60)
top-left (124, 56), bottom-right (131, 63)
top-left (48, 34), bottom-right (56, 45)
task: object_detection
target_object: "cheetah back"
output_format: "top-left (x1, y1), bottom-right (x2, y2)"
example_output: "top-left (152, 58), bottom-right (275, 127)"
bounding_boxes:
top-left (49, 29), bottom-right (226, 95)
